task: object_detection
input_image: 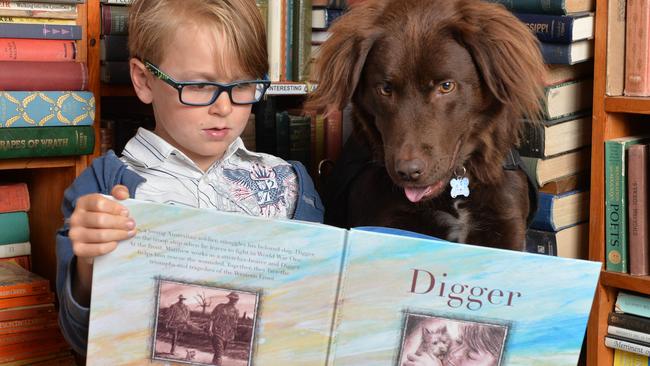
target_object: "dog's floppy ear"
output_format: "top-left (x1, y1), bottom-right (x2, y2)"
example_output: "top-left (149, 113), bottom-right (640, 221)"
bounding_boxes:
top-left (450, 0), bottom-right (545, 122)
top-left (306, 1), bottom-right (385, 112)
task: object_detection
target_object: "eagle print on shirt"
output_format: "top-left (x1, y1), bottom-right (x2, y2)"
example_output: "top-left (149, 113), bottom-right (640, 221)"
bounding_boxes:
top-left (223, 163), bottom-right (297, 217)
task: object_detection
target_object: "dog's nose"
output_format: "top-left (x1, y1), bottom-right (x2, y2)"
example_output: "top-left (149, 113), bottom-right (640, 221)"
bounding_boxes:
top-left (396, 159), bottom-right (425, 181)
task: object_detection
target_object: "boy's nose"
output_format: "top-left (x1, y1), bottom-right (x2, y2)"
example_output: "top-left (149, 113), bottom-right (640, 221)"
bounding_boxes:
top-left (208, 91), bottom-right (232, 115)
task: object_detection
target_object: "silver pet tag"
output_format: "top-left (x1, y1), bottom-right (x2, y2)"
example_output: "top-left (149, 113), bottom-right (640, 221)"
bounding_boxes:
top-left (450, 167), bottom-right (470, 198)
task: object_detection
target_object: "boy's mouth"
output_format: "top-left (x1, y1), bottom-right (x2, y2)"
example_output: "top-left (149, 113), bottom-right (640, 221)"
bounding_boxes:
top-left (203, 127), bottom-right (229, 139)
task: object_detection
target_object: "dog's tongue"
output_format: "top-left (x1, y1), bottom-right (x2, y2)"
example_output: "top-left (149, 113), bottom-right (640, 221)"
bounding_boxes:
top-left (404, 186), bottom-right (432, 203)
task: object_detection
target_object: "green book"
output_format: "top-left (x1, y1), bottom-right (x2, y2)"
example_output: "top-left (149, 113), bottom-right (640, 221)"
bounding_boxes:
top-left (604, 135), bottom-right (650, 272)
top-left (292, 0), bottom-right (312, 81)
top-left (0, 125), bottom-right (94, 159)
top-left (0, 212), bottom-right (29, 245)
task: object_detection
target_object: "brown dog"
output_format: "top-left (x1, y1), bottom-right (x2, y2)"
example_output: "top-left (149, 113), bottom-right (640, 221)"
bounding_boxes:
top-left (307, 0), bottom-right (546, 250)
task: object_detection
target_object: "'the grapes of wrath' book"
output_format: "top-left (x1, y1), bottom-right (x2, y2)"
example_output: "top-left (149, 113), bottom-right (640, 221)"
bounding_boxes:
top-left (87, 199), bottom-right (601, 366)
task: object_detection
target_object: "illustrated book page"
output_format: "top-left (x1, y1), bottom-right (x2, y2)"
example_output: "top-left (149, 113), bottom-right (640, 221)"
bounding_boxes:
top-left (87, 199), bottom-right (601, 366)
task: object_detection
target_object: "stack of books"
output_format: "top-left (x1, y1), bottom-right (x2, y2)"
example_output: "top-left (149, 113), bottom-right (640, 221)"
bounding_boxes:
top-left (0, 0), bottom-right (95, 159)
top-left (99, 0), bottom-right (131, 84)
top-left (309, 0), bottom-right (346, 75)
top-left (0, 183), bottom-right (31, 271)
top-left (494, 0), bottom-right (596, 258)
top-left (605, 291), bottom-right (650, 362)
top-left (0, 262), bottom-right (73, 364)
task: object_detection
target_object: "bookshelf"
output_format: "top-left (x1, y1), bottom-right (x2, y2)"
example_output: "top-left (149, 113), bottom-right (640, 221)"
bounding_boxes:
top-left (587, 0), bottom-right (650, 364)
top-left (0, 2), bottom-right (100, 288)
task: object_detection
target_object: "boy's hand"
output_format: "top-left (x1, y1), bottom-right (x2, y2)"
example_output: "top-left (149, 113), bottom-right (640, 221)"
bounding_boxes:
top-left (68, 185), bottom-right (135, 264)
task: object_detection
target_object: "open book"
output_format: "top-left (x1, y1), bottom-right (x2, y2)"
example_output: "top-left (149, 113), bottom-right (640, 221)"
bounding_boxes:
top-left (87, 199), bottom-right (600, 366)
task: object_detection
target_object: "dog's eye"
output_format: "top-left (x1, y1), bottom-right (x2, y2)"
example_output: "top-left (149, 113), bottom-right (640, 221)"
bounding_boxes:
top-left (438, 81), bottom-right (456, 94)
top-left (378, 82), bottom-right (393, 96)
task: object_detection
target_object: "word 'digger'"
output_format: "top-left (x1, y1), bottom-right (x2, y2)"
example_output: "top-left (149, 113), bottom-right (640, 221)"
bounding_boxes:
top-left (409, 269), bottom-right (522, 311)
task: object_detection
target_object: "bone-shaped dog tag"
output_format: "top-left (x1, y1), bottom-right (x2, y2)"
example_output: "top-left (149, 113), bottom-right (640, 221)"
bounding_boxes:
top-left (450, 177), bottom-right (470, 198)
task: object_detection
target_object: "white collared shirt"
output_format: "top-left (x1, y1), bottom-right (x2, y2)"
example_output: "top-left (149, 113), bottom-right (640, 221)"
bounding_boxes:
top-left (120, 128), bottom-right (298, 218)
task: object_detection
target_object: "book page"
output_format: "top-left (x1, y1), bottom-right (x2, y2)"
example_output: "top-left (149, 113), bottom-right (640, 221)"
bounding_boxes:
top-left (87, 199), bottom-right (347, 366)
top-left (330, 229), bottom-right (601, 366)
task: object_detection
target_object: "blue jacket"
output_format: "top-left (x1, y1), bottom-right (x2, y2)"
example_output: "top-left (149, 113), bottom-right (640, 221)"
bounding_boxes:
top-left (55, 151), bottom-right (324, 355)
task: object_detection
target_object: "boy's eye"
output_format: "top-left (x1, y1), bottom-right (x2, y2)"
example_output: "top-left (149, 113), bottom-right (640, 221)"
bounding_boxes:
top-left (185, 84), bottom-right (215, 92)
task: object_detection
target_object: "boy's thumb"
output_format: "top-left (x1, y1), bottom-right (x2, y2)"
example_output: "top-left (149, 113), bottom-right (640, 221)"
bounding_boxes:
top-left (111, 185), bottom-right (130, 200)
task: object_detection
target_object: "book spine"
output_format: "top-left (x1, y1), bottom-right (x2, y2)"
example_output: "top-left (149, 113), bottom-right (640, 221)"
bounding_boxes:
top-left (0, 2), bottom-right (76, 11)
top-left (0, 183), bottom-right (29, 213)
top-left (0, 16), bottom-right (76, 25)
top-left (616, 292), bottom-right (650, 318)
top-left (0, 292), bottom-right (54, 310)
top-left (609, 325), bottom-right (650, 344)
top-left (0, 242), bottom-right (30, 258)
top-left (100, 34), bottom-right (128, 61)
top-left (0, 329), bottom-right (55, 348)
top-left (0, 23), bottom-right (81, 39)
top-left (609, 312), bottom-right (650, 334)
top-left (0, 255), bottom-right (30, 271)
top-left (606, 0), bottom-right (627, 96)
top-left (606, 336), bottom-right (650, 357)
top-left (530, 192), bottom-right (557, 231)
top-left (0, 313), bottom-right (57, 335)
top-left (100, 60), bottom-right (130, 84)
top-left (0, 125), bottom-right (95, 159)
top-left (0, 8), bottom-right (77, 20)
top-left (627, 144), bottom-right (649, 275)
top-left (0, 91), bottom-right (95, 127)
top-left (0, 61), bottom-right (87, 90)
top-left (540, 42), bottom-right (576, 65)
top-left (0, 281), bottom-right (48, 299)
top-left (275, 111), bottom-right (290, 160)
top-left (525, 229), bottom-right (557, 255)
top-left (614, 349), bottom-right (650, 366)
top-left (515, 13), bottom-right (575, 43)
top-left (292, 0), bottom-right (311, 81)
top-left (0, 341), bottom-right (69, 363)
top-left (486, 0), bottom-right (572, 15)
top-left (518, 122), bottom-right (546, 158)
top-left (100, 4), bottom-right (128, 35)
top-left (605, 140), bottom-right (630, 272)
top-left (624, 0), bottom-right (650, 96)
top-left (0, 38), bottom-right (75, 61)
top-left (10, 0), bottom-right (83, 3)
top-left (0, 212), bottom-right (28, 245)
top-left (100, 0), bottom-right (132, 4)
top-left (324, 109), bottom-right (342, 163)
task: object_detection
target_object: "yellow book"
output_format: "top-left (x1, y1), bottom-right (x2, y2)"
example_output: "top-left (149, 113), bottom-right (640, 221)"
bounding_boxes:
top-left (0, 16), bottom-right (76, 25)
top-left (614, 349), bottom-right (650, 366)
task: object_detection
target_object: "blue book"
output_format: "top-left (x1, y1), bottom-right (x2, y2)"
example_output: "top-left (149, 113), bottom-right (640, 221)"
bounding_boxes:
top-left (530, 190), bottom-right (589, 231)
top-left (0, 23), bottom-right (82, 40)
top-left (616, 292), bottom-right (650, 319)
top-left (515, 12), bottom-right (594, 44)
top-left (0, 91), bottom-right (95, 127)
top-left (486, 0), bottom-right (594, 15)
top-left (87, 198), bottom-right (601, 365)
top-left (541, 39), bottom-right (593, 64)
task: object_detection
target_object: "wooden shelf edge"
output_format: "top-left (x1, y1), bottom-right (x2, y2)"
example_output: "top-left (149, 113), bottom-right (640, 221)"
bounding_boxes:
top-left (604, 96), bottom-right (650, 114)
top-left (0, 156), bottom-right (82, 170)
top-left (600, 271), bottom-right (650, 294)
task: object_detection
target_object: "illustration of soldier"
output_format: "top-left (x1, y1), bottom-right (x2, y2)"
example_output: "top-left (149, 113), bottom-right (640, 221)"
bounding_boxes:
top-left (166, 294), bottom-right (191, 355)
top-left (207, 292), bottom-right (240, 365)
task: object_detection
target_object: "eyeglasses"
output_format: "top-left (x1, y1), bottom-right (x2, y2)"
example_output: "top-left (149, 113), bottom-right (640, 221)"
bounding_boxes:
top-left (143, 60), bottom-right (271, 106)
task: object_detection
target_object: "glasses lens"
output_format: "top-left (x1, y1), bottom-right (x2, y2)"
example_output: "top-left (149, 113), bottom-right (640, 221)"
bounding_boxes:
top-left (180, 84), bottom-right (220, 105)
top-left (231, 82), bottom-right (267, 104)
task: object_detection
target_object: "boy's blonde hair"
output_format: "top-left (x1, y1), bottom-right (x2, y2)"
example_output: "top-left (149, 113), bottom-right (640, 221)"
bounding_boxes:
top-left (128, 0), bottom-right (268, 79)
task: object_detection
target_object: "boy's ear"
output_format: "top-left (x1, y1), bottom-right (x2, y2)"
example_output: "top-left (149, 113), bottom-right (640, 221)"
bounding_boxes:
top-left (129, 58), bottom-right (154, 104)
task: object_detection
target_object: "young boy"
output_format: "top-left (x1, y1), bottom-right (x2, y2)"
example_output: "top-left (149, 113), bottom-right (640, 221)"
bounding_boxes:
top-left (56, 0), bottom-right (323, 356)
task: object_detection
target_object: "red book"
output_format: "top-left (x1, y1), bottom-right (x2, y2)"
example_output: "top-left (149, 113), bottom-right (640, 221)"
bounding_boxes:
top-left (0, 262), bottom-right (49, 300)
top-left (0, 328), bottom-right (58, 348)
top-left (0, 183), bottom-right (29, 213)
top-left (0, 312), bottom-right (58, 335)
top-left (628, 143), bottom-right (649, 275)
top-left (0, 292), bottom-right (54, 310)
top-left (324, 108), bottom-right (342, 163)
top-left (0, 61), bottom-right (88, 90)
top-left (0, 303), bottom-right (55, 322)
top-left (0, 255), bottom-right (31, 271)
top-left (624, 0), bottom-right (650, 96)
top-left (0, 38), bottom-right (76, 62)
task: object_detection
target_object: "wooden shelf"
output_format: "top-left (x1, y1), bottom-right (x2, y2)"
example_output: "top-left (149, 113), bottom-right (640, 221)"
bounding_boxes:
top-left (601, 271), bottom-right (650, 295)
top-left (0, 156), bottom-right (83, 170)
top-left (605, 96), bottom-right (650, 114)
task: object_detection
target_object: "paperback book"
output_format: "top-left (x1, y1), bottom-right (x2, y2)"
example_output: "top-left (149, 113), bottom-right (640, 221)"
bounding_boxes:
top-left (87, 199), bottom-right (601, 366)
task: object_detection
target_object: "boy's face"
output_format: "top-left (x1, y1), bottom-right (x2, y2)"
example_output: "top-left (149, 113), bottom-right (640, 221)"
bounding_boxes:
top-left (139, 23), bottom-right (254, 171)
